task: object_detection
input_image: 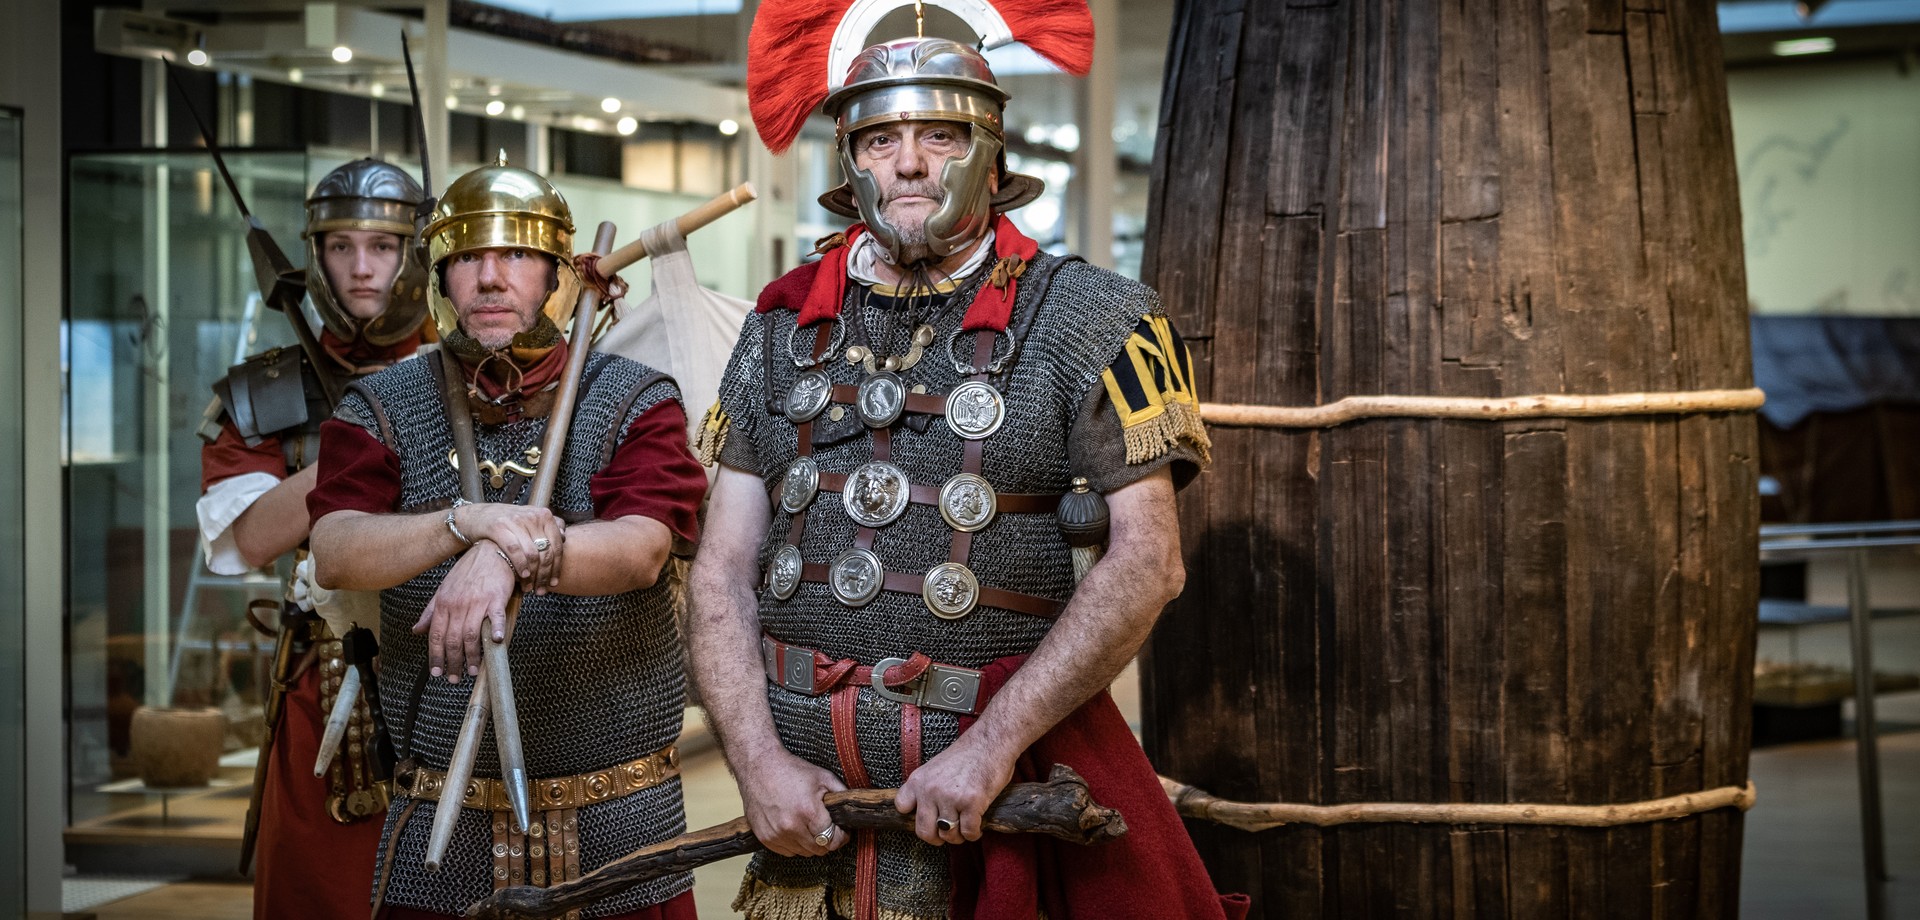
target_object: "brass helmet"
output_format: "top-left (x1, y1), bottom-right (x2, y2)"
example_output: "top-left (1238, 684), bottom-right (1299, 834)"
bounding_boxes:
top-left (819, 38), bottom-right (1042, 262)
top-left (301, 158), bottom-right (430, 346)
top-left (419, 152), bottom-right (580, 339)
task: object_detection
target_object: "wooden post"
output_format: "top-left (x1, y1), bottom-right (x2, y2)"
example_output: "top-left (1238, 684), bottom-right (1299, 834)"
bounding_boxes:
top-left (1139, 1), bottom-right (1759, 918)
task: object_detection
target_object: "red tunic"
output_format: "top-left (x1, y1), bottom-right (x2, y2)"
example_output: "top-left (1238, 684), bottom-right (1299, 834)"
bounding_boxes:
top-left (308, 399), bottom-right (707, 546)
top-left (949, 656), bottom-right (1251, 920)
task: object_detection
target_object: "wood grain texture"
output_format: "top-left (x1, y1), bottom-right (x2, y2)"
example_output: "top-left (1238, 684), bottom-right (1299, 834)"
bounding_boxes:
top-left (1139, 0), bottom-right (1757, 916)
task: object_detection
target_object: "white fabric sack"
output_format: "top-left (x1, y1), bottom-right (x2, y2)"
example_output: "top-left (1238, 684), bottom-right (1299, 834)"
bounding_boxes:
top-left (593, 218), bottom-right (751, 472)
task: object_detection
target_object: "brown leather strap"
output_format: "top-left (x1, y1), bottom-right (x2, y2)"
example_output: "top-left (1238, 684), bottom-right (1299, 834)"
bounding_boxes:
top-left (829, 383), bottom-right (947, 417)
top-left (776, 474), bottom-right (1060, 515)
top-left (950, 332), bottom-right (995, 568)
top-left (370, 797), bottom-right (422, 920)
top-left (796, 563), bottom-right (1065, 619)
top-left (782, 325), bottom-right (836, 551)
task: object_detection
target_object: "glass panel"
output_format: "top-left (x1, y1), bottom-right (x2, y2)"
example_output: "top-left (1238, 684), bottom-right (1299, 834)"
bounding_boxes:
top-left (64, 150), bottom-right (307, 855)
top-left (0, 105), bottom-right (27, 918)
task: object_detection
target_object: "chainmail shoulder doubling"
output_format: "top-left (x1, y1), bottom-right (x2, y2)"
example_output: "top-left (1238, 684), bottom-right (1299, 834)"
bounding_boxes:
top-left (712, 256), bottom-right (1159, 918)
top-left (337, 352), bottom-right (692, 915)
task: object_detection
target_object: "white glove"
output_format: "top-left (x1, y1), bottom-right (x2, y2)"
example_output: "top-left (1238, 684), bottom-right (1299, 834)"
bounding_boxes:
top-left (296, 555), bottom-right (382, 643)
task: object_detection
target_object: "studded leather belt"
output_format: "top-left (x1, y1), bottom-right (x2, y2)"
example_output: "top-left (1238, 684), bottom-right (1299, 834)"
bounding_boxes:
top-left (395, 746), bottom-right (679, 812)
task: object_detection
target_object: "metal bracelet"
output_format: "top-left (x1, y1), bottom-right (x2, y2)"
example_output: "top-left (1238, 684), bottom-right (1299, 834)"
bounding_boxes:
top-left (445, 502), bottom-right (474, 546)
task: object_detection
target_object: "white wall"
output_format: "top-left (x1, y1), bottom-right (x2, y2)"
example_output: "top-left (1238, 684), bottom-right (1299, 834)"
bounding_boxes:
top-left (1730, 60), bottom-right (1920, 316)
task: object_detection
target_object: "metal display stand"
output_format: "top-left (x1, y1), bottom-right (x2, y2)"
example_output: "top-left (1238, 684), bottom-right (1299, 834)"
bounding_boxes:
top-left (1759, 519), bottom-right (1920, 920)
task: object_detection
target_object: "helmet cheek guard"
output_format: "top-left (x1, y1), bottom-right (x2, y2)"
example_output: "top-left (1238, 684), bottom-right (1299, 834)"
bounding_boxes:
top-left (839, 128), bottom-right (1001, 262)
top-left (302, 157), bottom-right (430, 345)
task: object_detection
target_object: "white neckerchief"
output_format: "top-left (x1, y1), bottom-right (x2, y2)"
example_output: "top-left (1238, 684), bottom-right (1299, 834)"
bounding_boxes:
top-left (847, 229), bottom-right (996, 290)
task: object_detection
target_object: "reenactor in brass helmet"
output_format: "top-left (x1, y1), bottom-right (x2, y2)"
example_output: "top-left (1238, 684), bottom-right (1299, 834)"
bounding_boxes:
top-left (307, 155), bottom-right (707, 919)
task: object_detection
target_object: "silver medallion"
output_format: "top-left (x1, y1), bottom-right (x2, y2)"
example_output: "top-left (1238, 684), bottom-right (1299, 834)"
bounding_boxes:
top-left (855, 371), bottom-right (907, 428)
top-left (829, 548), bottom-right (885, 607)
top-left (780, 457), bottom-right (819, 513)
top-left (922, 562), bottom-right (981, 620)
top-left (841, 461), bottom-right (912, 528)
top-left (938, 473), bottom-right (998, 533)
top-left (945, 381), bottom-right (1006, 440)
top-left (768, 544), bottom-right (803, 601)
top-left (785, 370), bottom-right (834, 424)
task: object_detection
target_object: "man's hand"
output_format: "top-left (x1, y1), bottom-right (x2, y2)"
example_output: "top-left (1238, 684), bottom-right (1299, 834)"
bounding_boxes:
top-left (451, 502), bottom-right (566, 594)
top-left (893, 730), bottom-right (1017, 846)
top-left (737, 748), bottom-right (852, 857)
top-left (413, 539), bottom-right (516, 682)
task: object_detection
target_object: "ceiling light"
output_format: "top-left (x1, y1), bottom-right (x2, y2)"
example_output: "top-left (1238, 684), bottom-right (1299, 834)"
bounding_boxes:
top-left (718, 118), bottom-right (739, 136)
top-left (369, 82), bottom-right (385, 98)
top-left (487, 83), bottom-right (503, 96)
top-left (1773, 36), bottom-right (1837, 55)
top-left (331, 45), bottom-right (353, 64)
top-left (288, 68), bottom-right (304, 83)
top-left (509, 105), bottom-right (526, 120)
top-left (601, 97), bottom-right (622, 114)
top-left (186, 49), bottom-right (209, 67)
top-left (616, 116), bottom-right (638, 135)
top-left (485, 99), bottom-right (506, 116)
top-left (445, 94), bottom-right (460, 110)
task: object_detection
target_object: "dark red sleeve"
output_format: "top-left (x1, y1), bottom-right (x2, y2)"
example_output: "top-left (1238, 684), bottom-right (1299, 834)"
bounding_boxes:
top-left (590, 400), bottom-right (707, 546)
top-left (200, 418), bottom-right (287, 492)
top-left (307, 418), bottom-right (404, 525)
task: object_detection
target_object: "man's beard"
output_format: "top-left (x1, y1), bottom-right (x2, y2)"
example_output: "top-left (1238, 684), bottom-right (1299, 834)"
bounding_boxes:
top-left (463, 297), bottom-right (536, 350)
top-left (879, 180), bottom-right (944, 265)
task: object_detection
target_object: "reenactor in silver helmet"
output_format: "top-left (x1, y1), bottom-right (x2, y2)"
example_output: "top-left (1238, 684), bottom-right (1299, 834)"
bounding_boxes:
top-left (688, 2), bottom-right (1238, 919)
top-left (195, 156), bottom-right (428, 916)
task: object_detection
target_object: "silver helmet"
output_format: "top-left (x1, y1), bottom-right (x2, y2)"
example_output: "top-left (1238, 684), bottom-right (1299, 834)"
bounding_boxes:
top-left (819, 38), bottom-right (1042, 263)
top-left (301, 158), bottom-right (430, 346)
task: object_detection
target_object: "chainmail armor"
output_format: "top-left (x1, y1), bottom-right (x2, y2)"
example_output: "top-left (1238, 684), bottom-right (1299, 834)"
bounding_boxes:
top-left (335, 351), bottom-right (693, 916)
top-left (714, 254), bottom-right (1159, 917)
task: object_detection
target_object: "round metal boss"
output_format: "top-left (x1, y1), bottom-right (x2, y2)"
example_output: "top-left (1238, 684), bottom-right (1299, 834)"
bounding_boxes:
top-left (829, 548), bottom-right (885, 607)
top-left (785, 370), bottom-right (834, 424)
top-left (855, 371), bottom-right (908, 428)
top-left (944, 381), bottom-right (1006, 440)
top-left (841, 461), bottom-right (912, 528)
top-left (768, 544), bottom-right (803, 601)
top-left (780, 457), bottom-right (820, 514)
top-left (938, 473), bottom-right (998, 533)
top-left (922, 562), bottom-right (981, 620)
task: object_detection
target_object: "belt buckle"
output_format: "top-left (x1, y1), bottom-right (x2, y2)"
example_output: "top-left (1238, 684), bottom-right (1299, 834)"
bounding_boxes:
top-left (774, 643), bottom-right (815, 695)
top-left (869, 658), bottom-right (982, 715)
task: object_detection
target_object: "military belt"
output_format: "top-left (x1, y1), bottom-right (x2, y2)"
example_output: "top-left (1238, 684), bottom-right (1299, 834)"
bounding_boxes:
top-left (396, 747), bottom-right (679, 812)
top-left (760, 635), bottom-right (984, 716)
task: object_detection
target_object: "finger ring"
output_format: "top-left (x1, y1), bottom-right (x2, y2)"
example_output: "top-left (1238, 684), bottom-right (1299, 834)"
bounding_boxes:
top-left (936, 818), bottom-right (956, 833)
top-left (533, 537), bottom-right (551, 552)
top-left (813, 825), bottom-right (835, 845)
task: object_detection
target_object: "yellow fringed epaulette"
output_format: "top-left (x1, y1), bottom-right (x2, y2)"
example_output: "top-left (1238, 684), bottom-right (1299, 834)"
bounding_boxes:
top-left (693, 402), bottom-right (730, 466)
top-left (1101, 314), bottom-right (1213, 467)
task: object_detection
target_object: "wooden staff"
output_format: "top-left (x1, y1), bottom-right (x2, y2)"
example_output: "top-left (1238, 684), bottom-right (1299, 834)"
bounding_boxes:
top-left (463, 764), bottom-right (1126, 920)
top-left (427, 182), bottom-right (758, 867)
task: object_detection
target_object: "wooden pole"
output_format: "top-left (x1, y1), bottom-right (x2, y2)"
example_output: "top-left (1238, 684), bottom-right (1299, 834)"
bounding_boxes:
top-left (1139, 1), bottom-right (1758, 917)
top-left (464, 765), bottom-right (1126, 920)
top-left (429, 182), bottom-right (758, 866)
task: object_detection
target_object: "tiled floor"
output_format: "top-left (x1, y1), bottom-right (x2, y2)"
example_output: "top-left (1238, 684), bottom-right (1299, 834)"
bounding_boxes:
top-left (69, 681), bottom-right (1920, 918)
